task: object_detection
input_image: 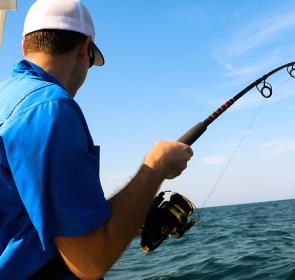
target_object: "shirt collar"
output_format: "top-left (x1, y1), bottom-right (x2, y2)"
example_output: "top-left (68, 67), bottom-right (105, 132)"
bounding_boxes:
top-left (11, 60), bottom-right (65, 89)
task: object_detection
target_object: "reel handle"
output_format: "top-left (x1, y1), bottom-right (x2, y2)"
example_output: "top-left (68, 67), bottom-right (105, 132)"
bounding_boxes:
top-left (177, 121), bottom-right (207, 146)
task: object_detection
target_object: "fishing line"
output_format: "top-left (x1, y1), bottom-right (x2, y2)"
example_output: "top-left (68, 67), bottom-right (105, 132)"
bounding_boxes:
top-left (200, 75), bottom-right (292, 210)
top-left (199, 99), bottom-right (265, 211)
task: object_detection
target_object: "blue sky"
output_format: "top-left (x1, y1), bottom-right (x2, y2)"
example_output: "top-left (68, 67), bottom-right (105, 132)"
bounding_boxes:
top-left (1, 0), bottom-right (295, 207)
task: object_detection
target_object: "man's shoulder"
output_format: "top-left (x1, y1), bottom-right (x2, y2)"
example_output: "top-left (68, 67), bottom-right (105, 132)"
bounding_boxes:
top-left (0, 75), bottom-right (78, 124)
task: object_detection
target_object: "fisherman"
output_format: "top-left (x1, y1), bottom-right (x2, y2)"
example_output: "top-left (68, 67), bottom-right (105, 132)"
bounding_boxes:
top-left (0, 0), bottom-right (193, 279)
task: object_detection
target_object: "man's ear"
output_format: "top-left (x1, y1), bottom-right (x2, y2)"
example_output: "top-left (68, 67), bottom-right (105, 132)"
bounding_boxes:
top-left (78, 36), bottom-right (92, 59)
top-left (22, 38), bottom-right (27, 56)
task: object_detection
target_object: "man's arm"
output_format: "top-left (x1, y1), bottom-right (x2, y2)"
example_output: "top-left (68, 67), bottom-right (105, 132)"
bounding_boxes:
top-left (55, 141), bottom-right (193, 280)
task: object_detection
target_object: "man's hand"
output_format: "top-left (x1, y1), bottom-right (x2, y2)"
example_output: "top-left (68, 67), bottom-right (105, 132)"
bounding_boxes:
top-left (143, 141), bottom-right (193, 179)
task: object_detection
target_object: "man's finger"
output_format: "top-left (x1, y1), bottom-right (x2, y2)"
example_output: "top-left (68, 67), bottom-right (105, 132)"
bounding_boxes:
top-left (185, 146), bottom-right (194, 158)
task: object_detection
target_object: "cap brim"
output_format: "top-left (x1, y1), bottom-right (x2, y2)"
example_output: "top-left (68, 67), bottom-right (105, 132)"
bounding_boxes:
top-left (93, 43), bottom-right (104, 66)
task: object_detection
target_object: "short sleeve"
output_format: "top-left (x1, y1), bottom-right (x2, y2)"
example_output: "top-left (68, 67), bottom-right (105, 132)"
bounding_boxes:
top-left (3, 99), bottom-right (111, 249)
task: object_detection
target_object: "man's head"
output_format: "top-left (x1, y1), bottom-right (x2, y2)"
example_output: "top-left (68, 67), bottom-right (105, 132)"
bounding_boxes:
top-left (23, 0), bottom-right (104, 66)
top-left (22, 0), bottom-right (103, 95)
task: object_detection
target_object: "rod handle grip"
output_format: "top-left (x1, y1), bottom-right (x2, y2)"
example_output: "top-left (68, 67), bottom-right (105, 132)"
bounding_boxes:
top-left (177, 122), bottom-right (207, 146)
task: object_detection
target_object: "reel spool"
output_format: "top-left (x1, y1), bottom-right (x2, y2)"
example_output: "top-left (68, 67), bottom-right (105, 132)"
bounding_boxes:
top-left (140, 191), bottom-right (198, 253)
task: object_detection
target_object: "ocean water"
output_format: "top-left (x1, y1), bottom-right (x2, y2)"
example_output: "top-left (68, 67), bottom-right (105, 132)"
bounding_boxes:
top-left (105, 199), bottom-right (295, 280)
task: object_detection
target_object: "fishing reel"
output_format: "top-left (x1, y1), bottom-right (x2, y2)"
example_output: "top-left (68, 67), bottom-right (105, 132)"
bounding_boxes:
top-left (140, 191), bottom-right (198, 253)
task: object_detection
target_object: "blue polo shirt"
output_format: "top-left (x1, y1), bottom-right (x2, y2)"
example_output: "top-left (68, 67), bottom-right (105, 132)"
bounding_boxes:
top-left (0, 60), bottom-right (111, 279)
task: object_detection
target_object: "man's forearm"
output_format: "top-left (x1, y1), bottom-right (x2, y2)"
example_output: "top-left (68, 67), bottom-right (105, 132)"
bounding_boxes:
top-left (100, 164), bottom-right (165, 271)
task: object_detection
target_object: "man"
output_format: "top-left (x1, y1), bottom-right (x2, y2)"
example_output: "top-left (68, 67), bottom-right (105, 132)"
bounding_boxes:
top-left (0, 0), bottom-right (193, 279)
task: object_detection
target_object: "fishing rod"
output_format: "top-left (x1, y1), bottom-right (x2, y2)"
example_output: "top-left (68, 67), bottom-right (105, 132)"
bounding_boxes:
top-left (178, 62), bottom-right (295, 146)
top-left (140, 62), bottom-right (295, 253)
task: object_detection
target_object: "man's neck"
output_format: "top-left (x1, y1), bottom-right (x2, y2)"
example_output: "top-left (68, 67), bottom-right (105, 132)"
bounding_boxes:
top-left (25, 52), bottom-right (76, 96)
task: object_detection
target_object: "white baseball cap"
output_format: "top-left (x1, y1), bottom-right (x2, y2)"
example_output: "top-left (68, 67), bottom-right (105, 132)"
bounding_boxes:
top-left (23, 0), bottom-right (104, 66)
